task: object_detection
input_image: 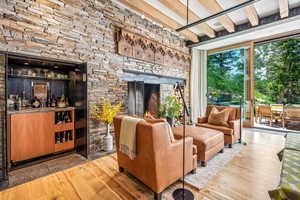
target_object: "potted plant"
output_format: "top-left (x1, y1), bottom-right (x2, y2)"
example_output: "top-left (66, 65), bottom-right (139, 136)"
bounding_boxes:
top-left (159, 96), bottom-right (182, 127)
top-left (91, 100), bottom-right (122, 152)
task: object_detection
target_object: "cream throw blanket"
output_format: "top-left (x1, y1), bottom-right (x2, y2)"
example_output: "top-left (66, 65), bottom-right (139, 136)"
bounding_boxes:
top-left (120, 116), bottom-right (144, 160)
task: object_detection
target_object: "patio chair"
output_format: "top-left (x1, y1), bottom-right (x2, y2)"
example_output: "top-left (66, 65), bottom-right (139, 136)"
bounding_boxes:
top-left (271, 104), bottom-right (284, 124)
top-left (258, 105), bottom-right (283, 126)
top-left (282, 107), bottom-right (300, 128)
top-left (258, 105), bottom-right (273, 125)
top-left (271, 104), bottom-right (284, 112)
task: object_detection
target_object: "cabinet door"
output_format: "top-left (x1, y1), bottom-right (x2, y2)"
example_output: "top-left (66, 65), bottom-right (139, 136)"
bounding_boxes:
top-left (68, 63), bottom-right (88, 158)
top-left (0, 53), bottom-right (8, 180)
top-left (10, 112), bottom-right (54, 162)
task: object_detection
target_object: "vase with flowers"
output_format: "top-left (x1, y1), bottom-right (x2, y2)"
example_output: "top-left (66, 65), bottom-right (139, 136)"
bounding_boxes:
top-left (91, 100), bottom-right (122, 152)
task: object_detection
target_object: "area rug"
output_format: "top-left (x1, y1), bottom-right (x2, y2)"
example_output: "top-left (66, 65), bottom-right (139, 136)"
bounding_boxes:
top-left (184, 144), bottom-right (244, 189)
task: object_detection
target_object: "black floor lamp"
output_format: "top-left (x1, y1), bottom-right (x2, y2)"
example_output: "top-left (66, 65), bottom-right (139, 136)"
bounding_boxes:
top-left (172, 2), bottom-right (195, 198)
top-left (172, 82), bottom-right (194, 200)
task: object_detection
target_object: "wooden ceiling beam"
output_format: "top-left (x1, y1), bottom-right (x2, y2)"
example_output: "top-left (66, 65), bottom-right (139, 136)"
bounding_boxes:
top-left (157, 0), bottom-right (215, 38)
top-left (117, 0), bottom-right (199, 42)
top-left (279, 0), bottom-right (289, 18)
top-left (238, 0), bottom-right (259, 26)
top-left (196, 0), bottom-right (235, 33)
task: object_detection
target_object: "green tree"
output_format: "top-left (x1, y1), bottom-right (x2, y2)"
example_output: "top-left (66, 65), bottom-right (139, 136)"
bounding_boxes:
top-left (207, 49), bottom-right (245, 104)
top-left (255, 39), bottom-right (300, 104)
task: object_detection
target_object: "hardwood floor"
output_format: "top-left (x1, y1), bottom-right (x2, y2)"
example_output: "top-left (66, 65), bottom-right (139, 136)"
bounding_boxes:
top-left (0, 129), bottom-right (285, 200)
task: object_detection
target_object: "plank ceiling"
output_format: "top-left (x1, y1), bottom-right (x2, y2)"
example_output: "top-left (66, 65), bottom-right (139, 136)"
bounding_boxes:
top-left (115, 0), bottom-right (300, 43)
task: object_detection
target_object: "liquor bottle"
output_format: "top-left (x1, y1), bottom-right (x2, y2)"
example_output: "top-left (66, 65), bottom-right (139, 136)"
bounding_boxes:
top-left (47, 96), bottom-right (52, 107)
top-left (31, 96), bottom-right (41, 108)
top-left (51, 95), bottom-right (56, 107)
top-left (15, 97), bottom-right (22, 111)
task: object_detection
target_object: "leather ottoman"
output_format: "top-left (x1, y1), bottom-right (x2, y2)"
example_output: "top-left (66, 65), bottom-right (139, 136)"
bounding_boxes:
top-left (172, 125), bottom-right (224, 167)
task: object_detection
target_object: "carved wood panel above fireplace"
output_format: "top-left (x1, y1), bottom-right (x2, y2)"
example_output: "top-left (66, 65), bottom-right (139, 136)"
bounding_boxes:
top-left (116, 28), bottom-right (191, 69)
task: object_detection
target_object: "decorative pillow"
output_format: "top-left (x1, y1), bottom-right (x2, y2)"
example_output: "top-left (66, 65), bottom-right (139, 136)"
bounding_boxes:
top-left (208, 107), bottom-right (230, 127)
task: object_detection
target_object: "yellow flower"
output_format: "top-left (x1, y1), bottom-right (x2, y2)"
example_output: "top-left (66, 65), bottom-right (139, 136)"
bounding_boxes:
top-left (91, 100), bottom-right (122, 124)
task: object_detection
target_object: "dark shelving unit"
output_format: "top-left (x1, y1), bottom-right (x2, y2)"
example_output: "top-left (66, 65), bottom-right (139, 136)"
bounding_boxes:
top-left (8, 74), bottom-right (72, 81)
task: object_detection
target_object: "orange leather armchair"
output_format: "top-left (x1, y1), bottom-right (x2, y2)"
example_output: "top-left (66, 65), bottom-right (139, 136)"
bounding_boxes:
top-left (113, 116), bottom-right (197, 200)
top-left (196, 105), bottom-right (241, 148)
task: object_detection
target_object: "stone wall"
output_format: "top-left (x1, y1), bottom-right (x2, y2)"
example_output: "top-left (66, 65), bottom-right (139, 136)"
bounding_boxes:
top-left (0, 0), bottom-right (191, 153)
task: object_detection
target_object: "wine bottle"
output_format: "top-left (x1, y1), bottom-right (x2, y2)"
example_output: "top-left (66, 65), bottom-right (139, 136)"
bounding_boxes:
top-left (68, 112), bottom-right (72, 122)
top-left (65, 97), bottom-right (69, 107)
top-left (60, 132), bottom-right (64, 143)
top-left (56, 112), bottom-right (63, 124)
top-left (65, 131), bottom-right (69, 142)
top-left (55, 112), bottom-right (58, 124)
top-left (68, 131), bottom-right (72, 141)
top-left (62, 132), bottom-right (66, 142)
top-left (62, 112), bottom-right (66, 123)
top-left (64, 111), bottom-right (71, 123)
top-left (55, 132), bottom-right (60, 144)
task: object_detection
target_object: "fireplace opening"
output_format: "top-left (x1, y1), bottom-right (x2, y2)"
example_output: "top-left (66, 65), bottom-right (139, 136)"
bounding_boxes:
top-left (144, 84), bottom-right (160, 118)
top-left (128, 82), bottom-right (160, 118)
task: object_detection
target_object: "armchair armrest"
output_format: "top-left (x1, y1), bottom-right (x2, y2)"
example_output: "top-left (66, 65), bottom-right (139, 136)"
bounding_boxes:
top-left (192, 145), bottom-right (197, 155)
top-left (170, 137), bottom-right (193, 152)
top-left (197, 117), bottom-right (208, 124)
top-left (229, 120), bottom-right (239, 128)
top-left (154, 137), bottom-right (196, 193)
top-left (229, 120), bottom-right (241, 139)
top-left (168, 137), bottom-right (195, 172)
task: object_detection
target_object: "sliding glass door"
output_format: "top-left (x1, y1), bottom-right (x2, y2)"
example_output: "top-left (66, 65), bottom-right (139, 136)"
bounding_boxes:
top-left (254, 38), bottom-right (300, 131)
top-left (207, 44), bottom-right (254, 127)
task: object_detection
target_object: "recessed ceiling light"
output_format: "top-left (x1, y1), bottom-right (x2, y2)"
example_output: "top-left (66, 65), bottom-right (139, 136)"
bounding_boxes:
top-left (141, 15), bottom-right (145, 19)
top-left (54, 66), bottom-right (59, 69)
top-left (24, 62), bottom-right (29, 65)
